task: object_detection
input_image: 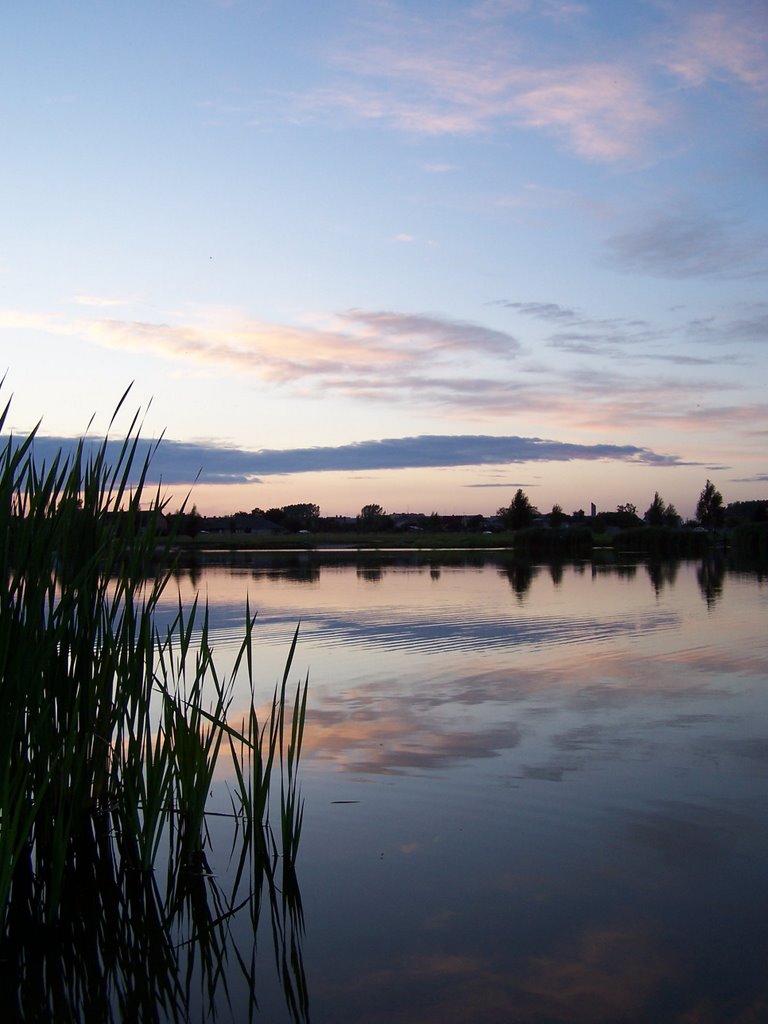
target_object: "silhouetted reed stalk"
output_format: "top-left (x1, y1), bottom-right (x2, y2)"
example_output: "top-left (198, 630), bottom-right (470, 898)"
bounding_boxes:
top-left (0, 389), bottom-right (308, 1021)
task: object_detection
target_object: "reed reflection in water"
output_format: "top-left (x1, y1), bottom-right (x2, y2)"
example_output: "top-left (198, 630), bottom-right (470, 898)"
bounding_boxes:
top-left (1, 809), bottom-right (307, 1023)
top-left (166, 551), bottom-right (768, 1023)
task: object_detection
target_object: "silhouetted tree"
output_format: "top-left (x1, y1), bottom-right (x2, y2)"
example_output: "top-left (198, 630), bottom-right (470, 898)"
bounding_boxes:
top-left (262, 504), bottom-right (320, 530)
top-left (186, 504), bottom-right (202, 537)
top-left (549, 504), bottom-right (564, 528)
top-left (725, 500), bottom-right (768, 524)
top-left (358, 504), bottom-right (391, 530)
top-left (696, 480), bottom-right (724, 528)
top-left (170, 503), bottom-right (202, 537)
top-left (282, 503), bottom-right (320, 530)
top-left (644, 492), bottom-right (667, 526)
top-left (663, 502), bottom-right (681, 527)
top-left (360, 503), bottom-right (385, 520)
top-left (497, 489), bottom-right (538, 530)
top-left (612, 503), bottom-right (642, 528)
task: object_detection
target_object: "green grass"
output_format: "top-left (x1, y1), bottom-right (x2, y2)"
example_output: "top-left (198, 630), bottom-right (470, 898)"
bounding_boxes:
top-left (0, 389), bottom-right (309, 1021)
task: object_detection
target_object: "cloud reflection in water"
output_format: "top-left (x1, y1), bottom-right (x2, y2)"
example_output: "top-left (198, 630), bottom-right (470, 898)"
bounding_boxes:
top-left (159, 554), bottom-right (768, 1021)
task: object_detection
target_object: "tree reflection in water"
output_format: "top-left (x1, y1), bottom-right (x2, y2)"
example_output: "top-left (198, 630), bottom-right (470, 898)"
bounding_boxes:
top-left (645, 558), bottom-right (679, 595)
top-left (499, 560), bottom-right (538, 600)
top-left (697, 554), bottom-right (726, 608)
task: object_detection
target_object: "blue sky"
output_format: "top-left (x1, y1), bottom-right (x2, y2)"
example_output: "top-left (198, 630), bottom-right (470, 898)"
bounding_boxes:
top-left (1, 0), bottom-right (766, 518)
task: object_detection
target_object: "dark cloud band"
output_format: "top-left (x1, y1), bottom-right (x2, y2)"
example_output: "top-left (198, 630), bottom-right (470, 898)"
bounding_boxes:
top-left (17, 432), bottom-right (686, 485)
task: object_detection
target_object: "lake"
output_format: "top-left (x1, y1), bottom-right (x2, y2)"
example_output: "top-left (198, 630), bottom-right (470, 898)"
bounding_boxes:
top-left (164, 549), bottom-right (767, 1023)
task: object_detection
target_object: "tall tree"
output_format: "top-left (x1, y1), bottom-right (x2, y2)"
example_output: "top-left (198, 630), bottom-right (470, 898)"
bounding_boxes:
top-left (498, 489), bottom-right (538, 529)
top-left (644, 492), bottom-right (667, 526)
top-left (696, 480), bottom-right (724, 528)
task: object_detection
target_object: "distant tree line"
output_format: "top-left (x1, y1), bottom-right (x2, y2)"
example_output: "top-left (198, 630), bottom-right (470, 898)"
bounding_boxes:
top-left (260, 503), bottom-right (320, 532)
top-left (171, 481), bottom-right (768, 540)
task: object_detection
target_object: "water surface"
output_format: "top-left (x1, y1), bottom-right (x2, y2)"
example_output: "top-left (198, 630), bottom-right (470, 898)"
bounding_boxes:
top-left (169, 551), bottom-right (768, 1023)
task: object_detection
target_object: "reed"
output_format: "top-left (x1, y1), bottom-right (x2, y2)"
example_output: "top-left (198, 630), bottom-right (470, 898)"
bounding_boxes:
top-left (0, 390), bottom-right (308, 1020)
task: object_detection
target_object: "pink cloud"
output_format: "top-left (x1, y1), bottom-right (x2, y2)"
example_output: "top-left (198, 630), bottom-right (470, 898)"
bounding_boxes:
top-left (663, 7), bottom-right (768, 92)
top-left (41, 307), bottom-right (520, 393)
top-left (298, 5), bottom-right (667, 160)
top-left (513, 65), bottom-right (662, 160)
top-left (304, 58), bottom-right (659, 159)
top-left (4, 299), bottom-right (765, 446)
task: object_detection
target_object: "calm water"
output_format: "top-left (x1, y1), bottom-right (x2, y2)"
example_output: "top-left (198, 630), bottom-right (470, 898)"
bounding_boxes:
top-left (167, 550), bottom-right (768, 1023)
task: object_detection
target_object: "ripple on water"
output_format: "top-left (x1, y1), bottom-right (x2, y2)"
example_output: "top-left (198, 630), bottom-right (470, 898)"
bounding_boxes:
top-left (199, 606), bottom-right (680, 659)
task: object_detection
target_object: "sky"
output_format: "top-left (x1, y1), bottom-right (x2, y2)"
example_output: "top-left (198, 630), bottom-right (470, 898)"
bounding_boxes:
top-left (1, 0), bottom-right (766, 520)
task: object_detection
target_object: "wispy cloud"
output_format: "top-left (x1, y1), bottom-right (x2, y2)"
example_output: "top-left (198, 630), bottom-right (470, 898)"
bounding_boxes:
top-left (16, 432), bottom-right (688, 485)
top-left (0, 305), bottom-right (517, 385)
top-left (496, 298), bottom-right (700, 361)
top-left (307, 61), bottom-right (660, 160)
top-left (684, 303), bottom-right (768, 345)
top-left (0, 303), bottom-right (522, 402)
top-left (82, 310), bottom-right (521, 400)
top-left (661, 5), bottom-right (768, 94)
top-left (501, 297), bottom-right (768, 359)
top-left (333, 310), bottom-right (520, 359)
top-left (511, 64), bottom-right (662, 161)
top-left (496, 300), bottom-right (580, 322)
top-left (603, 207), bottom-right (768, 279)
top-left (291, 3), bottom-right (666, 161)
top-left (276, 1), bottom-right (768, 164)
top-left (4, 296), bottom-right (763, 439)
